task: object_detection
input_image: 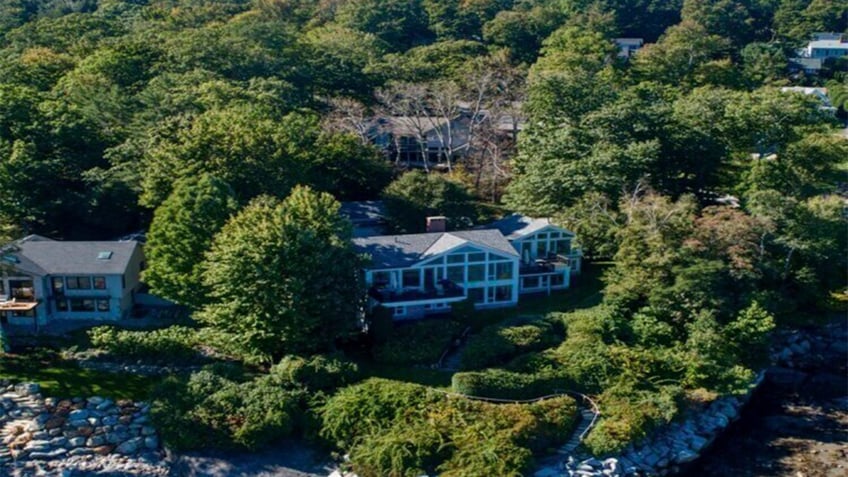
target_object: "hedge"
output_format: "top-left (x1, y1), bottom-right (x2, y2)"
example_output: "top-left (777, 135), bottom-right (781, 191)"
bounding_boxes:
top-left (451, 368), bottom-right (572, 401)
top-left (88, 325), bottom-right (201, 364)
top-left (459, 317), bottom-right (564, 370)
top-left (270, 353), bottom-right (361, 392)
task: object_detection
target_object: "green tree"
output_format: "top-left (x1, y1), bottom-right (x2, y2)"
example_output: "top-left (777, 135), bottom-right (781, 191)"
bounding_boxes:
top-left (143, 174), bottom-right (238, 308)
top-left (335, 0), bottom-right (432, 52)
top-left (382, 170), bottom-right (476, 233)
top-left (199, 186), bottom-right (362, 362)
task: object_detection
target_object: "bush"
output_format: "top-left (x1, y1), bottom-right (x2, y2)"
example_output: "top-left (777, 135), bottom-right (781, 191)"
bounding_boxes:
top-left (367, 306), bottom-right (394, 345)
top-left (459, 317), bottom-right (563, 370)
top-left (88, 325), bottom-right (201, 364)
top-left (451, 368), bottom-right (571, 401)
top-left (151, 368), bottom-right (303, 451)
top-left (320, 378), bottom-right (578, 477)
top-left (372, 320), bottom-right (462, 365)
top-left (270, 353), bottom-right (361, 392)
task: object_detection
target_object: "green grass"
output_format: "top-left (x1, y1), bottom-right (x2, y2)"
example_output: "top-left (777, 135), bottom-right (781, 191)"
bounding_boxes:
top-left (0, 350), bottom-right (160, 400)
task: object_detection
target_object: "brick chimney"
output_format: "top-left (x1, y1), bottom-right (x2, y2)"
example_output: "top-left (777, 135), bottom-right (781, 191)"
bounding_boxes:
top-left (426, 216), bottom-right (447, 233)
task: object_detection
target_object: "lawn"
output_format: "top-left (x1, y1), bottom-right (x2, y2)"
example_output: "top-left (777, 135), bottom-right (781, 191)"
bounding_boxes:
top-left (0, 350), bottom-right (160, 400)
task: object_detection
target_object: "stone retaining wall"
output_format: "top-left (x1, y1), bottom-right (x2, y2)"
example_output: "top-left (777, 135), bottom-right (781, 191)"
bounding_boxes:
top-left (0, 382), bottom-right (169, 476)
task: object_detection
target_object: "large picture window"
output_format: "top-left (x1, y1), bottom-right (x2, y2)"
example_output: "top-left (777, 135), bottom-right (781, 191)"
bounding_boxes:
top-left (70, 298), bottom-right (95, 312)
top-left (490, 285), bottom-right (513, 303)
top-left (489, 262), bottom-right (513, 280)
top-left (447, 266), bottom-right (464, 283)
top-left (467, 264), bottom-right (485, 282)
top-left (67, 277), bottom-right (92, 289)
top-left (402, 270), bottom-right (420, 288)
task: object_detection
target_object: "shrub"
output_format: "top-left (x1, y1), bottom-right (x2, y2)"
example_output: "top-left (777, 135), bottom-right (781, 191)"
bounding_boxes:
top-left (373, 320), bottom-right (462, 365)
top-left (367, 306), bottom-right (394, 345)
top-left (451, 368), bottom-right (570, 400)
top-left (88, 325), bottom-right (201, 364)
top-left (270, 353), bottom-right (361, 392)
top-left (319, 378), bottom-right (440, 449)
top-left (349, 421), bottom-right (447, 477)
top-left (151, 368), bottom-right (303, 451)
top-left (459, 317), bottom-right (563, 370)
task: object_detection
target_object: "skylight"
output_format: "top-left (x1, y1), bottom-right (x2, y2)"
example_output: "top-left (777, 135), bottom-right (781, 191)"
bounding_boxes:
top-left (97, 251), bottom-right (113, 260)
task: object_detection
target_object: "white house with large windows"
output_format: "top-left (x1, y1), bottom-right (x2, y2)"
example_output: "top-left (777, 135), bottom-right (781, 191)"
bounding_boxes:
top-left (353, 214), bottom-right (582, 320)
top-left (484, 214), bottom-right (582, 295)
top-left (0, 235), bottom-right (144, 330)
top-left (353, 228), bottom-right (520, 319)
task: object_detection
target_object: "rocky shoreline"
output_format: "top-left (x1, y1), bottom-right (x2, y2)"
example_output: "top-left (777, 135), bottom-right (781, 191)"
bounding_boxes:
top-left (551, 318), bottom-right (848, 477)
top-left (0, 382), bottom-right (169, 476)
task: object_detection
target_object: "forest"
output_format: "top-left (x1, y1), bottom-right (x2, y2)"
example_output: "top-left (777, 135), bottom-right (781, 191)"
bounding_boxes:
top-left (0, 0), bottom-right (846, 476)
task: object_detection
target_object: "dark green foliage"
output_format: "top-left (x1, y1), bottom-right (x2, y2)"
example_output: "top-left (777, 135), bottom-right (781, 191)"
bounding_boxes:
top-left (320, 378), bottom-right (578, 477)
top-left (151, 369), bottom-right (304, 451)
top-left (198, 187), bottom-right (363, 363)
top-left (143, 174), bottom-right (238, 308)
top-left (372, 320), bottom-right (463, 366)
top-left (87, 326), bottom-right (202, 365)
top-left (459, 317), bottom-right (563, 370)
top-left (269, 354), bottom-right (361, 392)
top-left (382, 170), bottom-right (477, 233)
top-left (451, 368), bottom-right (569, 400)
top-left (366, 305), bottom-right (394, 345)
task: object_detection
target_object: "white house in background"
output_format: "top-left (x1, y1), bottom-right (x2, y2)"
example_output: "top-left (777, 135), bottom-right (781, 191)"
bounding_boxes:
top-left (798, 33), bottom-right (848, 60)
top-left (614, 38), bottom-right (644, 59)
top-left (779, 86), bottom-right (837, 114)
top-left (353, 222), bottom-right (520, 320)
top-left (0, 235), bottom-right (144, 329)
top-left (483, 214), bottom-right (582, 294)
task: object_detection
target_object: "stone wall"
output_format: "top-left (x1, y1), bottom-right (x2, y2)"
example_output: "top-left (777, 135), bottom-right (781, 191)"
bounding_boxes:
top-left (0, 382), bottom-right (169, 476)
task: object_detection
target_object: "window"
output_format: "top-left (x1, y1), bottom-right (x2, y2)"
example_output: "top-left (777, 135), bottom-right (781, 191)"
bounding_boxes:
top-left (402, 270), bottom-right (421, 288)
top-left (467, 264), bottom-right (485, 282)
top-left (52, 277), bottom-right (64, 295)
top-left (93, 277), bottom-right (106, 290)
top-left (67, 277), bottom-right (91, 289)
top-left (372, 271), bottom-right (391, 287)
top-left (489, 262), bottom-right (513, 280)
top-left (467, 287), bottom-right (485, 304)
top-left (447, 266), bottom-right (464, 283)
top-left (447, 253), bottom-right (465, 264)
top-left (537, 241), bottom-right (548, 257)
top-left (555, 239), bottom-right (570, 254)
top-left (536, 233), bottom-right (548, 240)
top-left (97, 299), bottom-right (110, 312)
top-left (467, 252), bottom-right (486, 263)
top-left (55, 299), bottom-right (68, 312)
top-left (490, 285), bottom-right (513, 303)
top-left (70, 298), bottom-right (95, 312)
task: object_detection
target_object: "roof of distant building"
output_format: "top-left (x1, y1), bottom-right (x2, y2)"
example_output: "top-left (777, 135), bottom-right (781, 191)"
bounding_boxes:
top-left (482, 214), bottom-right (574, 241)
top-left (808, 39), bottom-right (848, 50)
top-left (3, 235), bottom-right (141, 276)
top-left (353, 229), bottom-right (518, 269)
top-left (812, 32), bottom-right (843, 41)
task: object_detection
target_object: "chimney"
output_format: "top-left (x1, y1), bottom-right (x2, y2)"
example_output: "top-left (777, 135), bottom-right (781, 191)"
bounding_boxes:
top-left (426, 216), bottom-right (447, 233)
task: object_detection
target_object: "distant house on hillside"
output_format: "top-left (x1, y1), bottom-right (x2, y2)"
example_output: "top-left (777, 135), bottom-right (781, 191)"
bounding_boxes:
top-left (779, 86), bottom-right (836, 114)
top-left (614, 38), bottom-right (644, 59)
top-left (368, 116), bottom-right (470, 169)
top-left (354, 214), bottom-right (582, 320)
top-left (0, 235), bottom-right (144, 330)
top-left (799, 33), bottom-right (848, 60)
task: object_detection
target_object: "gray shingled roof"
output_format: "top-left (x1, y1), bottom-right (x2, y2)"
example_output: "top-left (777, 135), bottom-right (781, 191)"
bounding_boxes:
top-left (353, 229), bottom-right (518, 269)
top-left (4, 235), bottom-right (140, 276)
top-left (483, 214), bottom-right (575, 240)
top-left (339, 201), bottom-right (387, 224)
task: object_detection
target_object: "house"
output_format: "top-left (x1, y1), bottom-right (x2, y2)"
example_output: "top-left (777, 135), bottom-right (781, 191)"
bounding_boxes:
top-left (614, 38), bottom-right (644, 59)
top-left (340, 201), bottom-right (388, 238)
top-left (482, 214), bottom-right (582, 294)
top-left (0, 235), bottom-right (144, 329)
top-left (779, 86), bottom-right (836, 113)
top-left (353, 227), bottom-right (520, 320)
top-left (353, 214), bottom-right (582, 320)
top-left (369, 116), bottom-right (470, 168)
top-left (789, 57), bottom-right (823, 75)
top-left (798, 34), bottom-right (848, 60)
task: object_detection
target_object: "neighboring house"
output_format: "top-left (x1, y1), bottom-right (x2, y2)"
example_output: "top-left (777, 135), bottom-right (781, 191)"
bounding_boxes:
top-left (369, 116), bottom-right (470, 168)
top-left (340, 201), bottom-right (388, 238)
top-left (354, 214), bottom-right (582, 320)
top-left (779, 86), bottom-right (837, 114)
top-left (798, 33), bottom-right (848, 60)
top-left (0, 235), bottom-right (144, 329)
top-left (353, 219), bottom-right (520, 320)
top-left (614, 38), bottom-right (644, 59)
top-left (483, 214), bottom-right (582, 294)
top-left (789, 57), bottom-right (824, 75)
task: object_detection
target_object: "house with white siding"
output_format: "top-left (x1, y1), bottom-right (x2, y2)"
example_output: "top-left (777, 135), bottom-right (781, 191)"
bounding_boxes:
top-left (353, 214), bottom-right (582, 320)
top-left (0, 235), bottom-right (144, 330)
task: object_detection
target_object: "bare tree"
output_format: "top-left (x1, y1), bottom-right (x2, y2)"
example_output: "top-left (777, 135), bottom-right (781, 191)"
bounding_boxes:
top-left (323, 97), bottom-right (373, 145)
